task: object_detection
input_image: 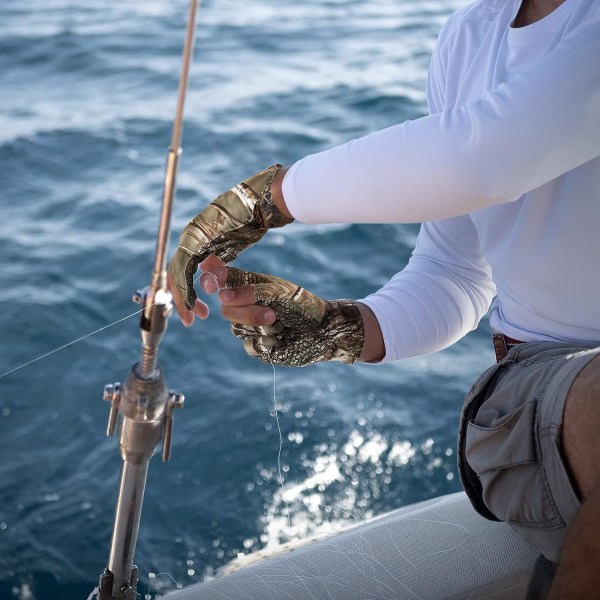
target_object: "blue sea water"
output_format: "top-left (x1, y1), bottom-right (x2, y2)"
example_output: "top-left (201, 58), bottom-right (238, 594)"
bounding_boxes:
top-left (0, 0), bottom-right (499, 597)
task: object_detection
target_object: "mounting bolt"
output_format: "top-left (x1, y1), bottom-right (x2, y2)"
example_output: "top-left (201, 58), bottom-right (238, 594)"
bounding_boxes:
top-left (103, 384), bottom-right (115, 402)
top-left (171, 393), bottom-right (185, 409)
top-left (162, 392), bottom-right (185, 463)
top-left (104, 383), bottom-right (122, 438)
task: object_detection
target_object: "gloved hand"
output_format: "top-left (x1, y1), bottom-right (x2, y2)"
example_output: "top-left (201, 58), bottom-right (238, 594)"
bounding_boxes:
top-left (168, 164), bottom-right (293, 311)
top-left (223, 267), bottom-right (365, 367)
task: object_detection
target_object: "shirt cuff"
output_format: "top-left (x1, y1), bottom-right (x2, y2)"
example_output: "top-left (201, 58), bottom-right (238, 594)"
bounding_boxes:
top-left (281, 159), bottom-right (313, 223)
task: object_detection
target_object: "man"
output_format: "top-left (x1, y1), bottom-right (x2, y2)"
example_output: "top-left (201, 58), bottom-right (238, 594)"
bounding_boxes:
top-left (168, 0), bottom-right (600, 597)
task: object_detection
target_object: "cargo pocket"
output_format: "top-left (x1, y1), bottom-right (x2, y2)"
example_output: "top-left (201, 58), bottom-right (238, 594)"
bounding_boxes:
top-left (465, 400), bottom-right (562, 528)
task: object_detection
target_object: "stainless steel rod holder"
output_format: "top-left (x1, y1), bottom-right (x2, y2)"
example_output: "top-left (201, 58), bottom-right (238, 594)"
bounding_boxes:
top-left (100, 371), bottom-right (184, 599)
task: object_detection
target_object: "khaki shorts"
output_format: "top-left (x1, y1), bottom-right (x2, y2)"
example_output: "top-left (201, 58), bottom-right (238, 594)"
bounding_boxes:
top-left (458, 341), bottom-right (600, 562)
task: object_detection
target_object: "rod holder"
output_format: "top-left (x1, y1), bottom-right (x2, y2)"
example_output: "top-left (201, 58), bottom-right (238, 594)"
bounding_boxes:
top-left (100, 364), bottom-right (185, 599)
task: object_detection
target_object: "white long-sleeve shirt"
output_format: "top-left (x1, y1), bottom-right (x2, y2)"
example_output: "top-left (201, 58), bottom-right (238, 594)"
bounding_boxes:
top-left (282, 0), bottom-right (600, 361)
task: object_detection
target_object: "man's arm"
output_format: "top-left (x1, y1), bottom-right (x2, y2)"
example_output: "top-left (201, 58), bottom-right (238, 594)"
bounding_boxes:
top-left (358, 216), bottom-right (495, 361)
top-left (356, 303), bottom-right (385, 363)
top-left (203, 215), bottom-right (494, 363)
top-left (266, 20), bottom-right (493, 364)
top-left (273, 14), bottom-right (600, 224)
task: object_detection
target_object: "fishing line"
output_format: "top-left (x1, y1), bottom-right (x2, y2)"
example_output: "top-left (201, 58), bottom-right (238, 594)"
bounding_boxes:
top-left (0, 307), bottom-right (146, 380)
top-left (0, 275), bottom-right (204, 381)
top-left (144, 571), bottom-right (183, 599)
top-left (86, 586), bottom-right (99, 600)
top-left (198, 272), bottom-right (292, 527)
top-left (196, 273), bottom-right (347, 538)
top-left (266, 349), bottom-right (292, 530)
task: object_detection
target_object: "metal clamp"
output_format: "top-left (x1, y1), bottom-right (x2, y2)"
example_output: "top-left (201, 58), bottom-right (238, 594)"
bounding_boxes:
top-left (104, 383), bottom-right (122, 437)
top-left (162, 392), bottom-right (185, 462)
top-left (103, 380), bottom-right (184, 462)
top-left (98, 567), bottom-right (138, 600)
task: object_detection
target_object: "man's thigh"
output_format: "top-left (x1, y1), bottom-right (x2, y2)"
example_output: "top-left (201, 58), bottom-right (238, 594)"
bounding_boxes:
top-left (562, 353), bottom-right (600, 499)
top-left (457, 341), bottom-right (600, 562)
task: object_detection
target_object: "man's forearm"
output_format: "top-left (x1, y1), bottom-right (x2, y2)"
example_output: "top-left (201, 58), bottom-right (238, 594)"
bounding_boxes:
top-left (357, 302), bottom-right (385, 363)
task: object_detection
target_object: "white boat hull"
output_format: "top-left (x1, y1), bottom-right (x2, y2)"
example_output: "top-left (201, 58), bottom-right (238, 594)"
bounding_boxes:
top-left (164, 492), bottom-right (539, 599)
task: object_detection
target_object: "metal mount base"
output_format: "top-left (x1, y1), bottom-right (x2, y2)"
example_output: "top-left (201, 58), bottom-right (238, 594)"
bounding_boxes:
top-left (98, 566), bottom-right (139, 600)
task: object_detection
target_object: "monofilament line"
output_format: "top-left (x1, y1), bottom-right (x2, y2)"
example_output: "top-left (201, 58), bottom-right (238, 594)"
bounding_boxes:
top-left (145, 571), bottom-right (183, 598)
top-left (0, 307), bottom-right (146, 380)
top-left (195, 277), bottom-right (292, 530)
top-left (0, 275), bottom-right (204, 381)
top-left (267, 350), bottom-right (291, 530)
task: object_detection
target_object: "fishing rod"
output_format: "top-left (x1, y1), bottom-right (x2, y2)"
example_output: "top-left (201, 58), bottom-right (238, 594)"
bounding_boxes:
top-left (97, 1), bottom-right (200, 598)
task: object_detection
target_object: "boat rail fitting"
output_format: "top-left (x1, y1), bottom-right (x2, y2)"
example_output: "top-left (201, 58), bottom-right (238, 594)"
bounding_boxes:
top-left (97, 0), bottom-right (200, 598)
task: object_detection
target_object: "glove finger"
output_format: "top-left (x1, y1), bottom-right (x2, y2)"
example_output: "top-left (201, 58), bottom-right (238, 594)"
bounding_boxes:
top-left (168, 247), bottom-right (200, 311)
top-left (231, 321), bottom-right (283, 340)
top-left (225, 267), bottom-right (282, 289)
top-left (174, 247), bottom-right (214, 309)
top-left (181, 243), bottom-right (242, 307)
top-left (181, 245), bottom-right (243, 308)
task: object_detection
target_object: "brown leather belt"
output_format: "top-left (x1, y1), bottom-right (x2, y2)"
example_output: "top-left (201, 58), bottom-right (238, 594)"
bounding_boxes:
top-left (492, 333), bottom-right (525, 362)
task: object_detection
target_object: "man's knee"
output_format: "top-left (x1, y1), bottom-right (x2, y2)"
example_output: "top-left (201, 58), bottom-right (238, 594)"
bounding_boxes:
top-left (562, 353), bottom-right (600, 499)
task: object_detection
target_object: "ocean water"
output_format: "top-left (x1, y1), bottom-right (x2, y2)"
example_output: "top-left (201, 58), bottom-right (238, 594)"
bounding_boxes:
top-left (0, 0), bottom-right (498, 598)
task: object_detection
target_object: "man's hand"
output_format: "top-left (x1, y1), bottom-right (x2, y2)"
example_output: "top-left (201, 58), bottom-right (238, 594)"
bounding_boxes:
top-left (199, 257), bottom-right (365, 367)
top-left (168, 165), bottom-right (293, 325)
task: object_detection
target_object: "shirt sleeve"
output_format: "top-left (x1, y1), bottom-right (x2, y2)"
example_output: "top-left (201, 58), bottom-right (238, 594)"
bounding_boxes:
top-left (282, 13), bottom-right (600, 224)
top-left (358, 217), bottom-right (496, 361)
top-left (356, 18), bottom-right (495, 361)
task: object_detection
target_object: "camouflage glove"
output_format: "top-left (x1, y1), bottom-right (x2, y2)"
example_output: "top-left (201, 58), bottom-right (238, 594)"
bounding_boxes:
top-left (226, 267), bottom-right (365, 367)
top-left (169, 165), bottom-right (293, 309)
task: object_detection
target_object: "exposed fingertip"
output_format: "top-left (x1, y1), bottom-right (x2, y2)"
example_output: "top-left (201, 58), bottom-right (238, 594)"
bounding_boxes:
top-left (265, 309), bottom-right (277, 324)
top-left (200, 273), bottom-right (216, 294)
top-left (193, 300), bottom-right (210, 319)
top-left (220, 289), bottom-right (235, 302)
